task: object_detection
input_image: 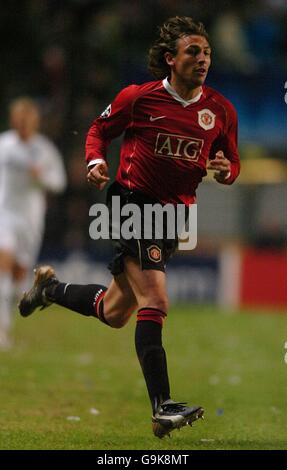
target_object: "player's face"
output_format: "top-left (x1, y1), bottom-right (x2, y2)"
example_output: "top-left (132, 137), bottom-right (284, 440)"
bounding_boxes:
top-left (167, 35), bottom-right (211, 87)
top-left (10, 106), bottom-right (40, 140)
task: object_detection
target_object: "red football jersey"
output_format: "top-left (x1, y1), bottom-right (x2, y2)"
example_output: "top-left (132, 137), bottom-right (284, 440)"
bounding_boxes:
top-left (86, 79), bottom-right (240, 205)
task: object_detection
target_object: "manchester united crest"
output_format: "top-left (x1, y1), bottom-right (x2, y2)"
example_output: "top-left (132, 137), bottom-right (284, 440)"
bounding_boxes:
top-left (198, 109), bottom-right (216, 130)
top-left (147, 245), bottom-right (162, 263)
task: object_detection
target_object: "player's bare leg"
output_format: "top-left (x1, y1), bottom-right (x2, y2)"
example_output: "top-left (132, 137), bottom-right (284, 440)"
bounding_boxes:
top-left (124, 256), bottom-right (169, 312)
top-left (124, 256), bottom-right (204, 438)
top-left (13, 263), bottom-right (27, 284)
top-left (102, 274), bottom-right (137, 328)
top-left (0, 250), bottom-right (15, 350)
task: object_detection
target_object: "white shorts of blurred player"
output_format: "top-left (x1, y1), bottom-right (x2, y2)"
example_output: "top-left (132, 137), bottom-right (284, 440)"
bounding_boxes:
top-left (0, 212), bottom-right (42, 348)
top-left (0, 212), bottom-right (42, 270)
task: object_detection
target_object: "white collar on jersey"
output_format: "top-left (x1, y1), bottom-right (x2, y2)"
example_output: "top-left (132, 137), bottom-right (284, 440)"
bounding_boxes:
top-left (162, 77), bottom-right (203, 107)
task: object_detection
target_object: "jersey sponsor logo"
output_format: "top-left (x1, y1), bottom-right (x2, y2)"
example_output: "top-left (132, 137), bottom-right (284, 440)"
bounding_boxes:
top-left (150, 115), bottom-right (166, 122)
top-left (100, 104), bottom-right (112, 118)
top-left (147, 244), bottom-right (162, 263)
top-left (154, 133), bottom-right (203, 161)
top-left (198, 109), bottom-right (216, 130)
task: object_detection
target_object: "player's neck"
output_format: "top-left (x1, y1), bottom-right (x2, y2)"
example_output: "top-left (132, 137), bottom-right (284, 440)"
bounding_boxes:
top-left (169, 77), bottom-right (202, 101)
top-left (17, 130), bottom-right (34, 142)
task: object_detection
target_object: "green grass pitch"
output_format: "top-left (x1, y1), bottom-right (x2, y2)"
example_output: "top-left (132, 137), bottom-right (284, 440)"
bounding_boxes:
top-left (0, 304), bottom-right (286, 450)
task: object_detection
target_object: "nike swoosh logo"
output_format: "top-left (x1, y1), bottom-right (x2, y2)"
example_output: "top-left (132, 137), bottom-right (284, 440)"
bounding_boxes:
top-left (149, 115), bottom-right (166, 122)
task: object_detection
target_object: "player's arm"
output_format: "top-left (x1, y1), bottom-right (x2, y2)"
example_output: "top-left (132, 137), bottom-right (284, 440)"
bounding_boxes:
top-left (207, 104), bottom-right (240, 184)
top-left (85, 85), bottom-right (138, 190)
top-left (30, 141), bottom-right (67, 193)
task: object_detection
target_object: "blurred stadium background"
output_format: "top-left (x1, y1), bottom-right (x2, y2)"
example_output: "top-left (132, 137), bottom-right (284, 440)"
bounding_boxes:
top-left (1, 0), bottom-right (287, 308)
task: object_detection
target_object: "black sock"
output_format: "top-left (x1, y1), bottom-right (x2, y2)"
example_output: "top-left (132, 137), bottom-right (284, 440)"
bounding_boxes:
top-left (46, 283), bottom-right (107, 317)
top-left (135, 320), bottom-right (170, 414)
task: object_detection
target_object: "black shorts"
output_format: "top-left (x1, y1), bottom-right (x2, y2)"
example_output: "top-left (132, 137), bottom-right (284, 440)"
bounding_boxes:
top-left (106, 181), bottom-right (178, 275)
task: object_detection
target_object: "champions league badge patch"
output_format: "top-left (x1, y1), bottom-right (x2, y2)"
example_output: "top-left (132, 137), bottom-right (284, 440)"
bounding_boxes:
top-left (100, 104), bottom-right (112, 118)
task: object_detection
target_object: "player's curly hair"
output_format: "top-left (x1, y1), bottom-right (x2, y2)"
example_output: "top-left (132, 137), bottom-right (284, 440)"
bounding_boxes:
top-left (148, 16), bottom-right (209, 79)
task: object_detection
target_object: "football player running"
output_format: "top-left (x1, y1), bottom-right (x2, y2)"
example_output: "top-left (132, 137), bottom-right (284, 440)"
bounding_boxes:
top-left (19, 17), bottom-right (239, 437)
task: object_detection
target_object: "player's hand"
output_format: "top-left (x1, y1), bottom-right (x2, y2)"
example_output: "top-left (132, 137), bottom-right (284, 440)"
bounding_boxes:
top-left (207, 151), bottom-right (231, 183)
top-left (87, 161), bottom-right (110, 190)
top-left (30, 165), bottom-right (42, 180)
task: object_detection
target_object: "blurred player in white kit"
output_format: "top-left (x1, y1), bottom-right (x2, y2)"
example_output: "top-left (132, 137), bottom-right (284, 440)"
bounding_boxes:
top-left (0, 97), bottom-right (66, 349)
